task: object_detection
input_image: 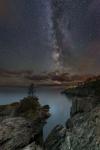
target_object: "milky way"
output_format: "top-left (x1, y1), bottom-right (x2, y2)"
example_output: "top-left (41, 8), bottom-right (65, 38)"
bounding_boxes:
top-left (0, 0), bottom-right (100, 74)
top-left (50, 0), bottom-right (65, 73)
top-left (50, 0), bottom-right (74, 73)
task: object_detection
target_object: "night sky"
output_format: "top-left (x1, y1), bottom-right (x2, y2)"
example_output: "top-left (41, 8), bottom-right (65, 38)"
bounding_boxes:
top-left (0, 0), bottom-right (100, 74)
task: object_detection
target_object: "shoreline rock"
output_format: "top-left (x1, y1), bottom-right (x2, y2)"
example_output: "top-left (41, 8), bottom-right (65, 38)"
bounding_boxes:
top-left (0, 96), bottom-right (50, 150)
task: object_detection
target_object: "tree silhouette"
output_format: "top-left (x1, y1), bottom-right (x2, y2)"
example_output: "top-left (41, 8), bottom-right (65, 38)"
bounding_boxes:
top-left (28, 83), bottom-right (36, 97)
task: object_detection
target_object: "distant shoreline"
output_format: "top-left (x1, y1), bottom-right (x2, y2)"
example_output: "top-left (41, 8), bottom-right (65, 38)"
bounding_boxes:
top-left (0, 84), bottom-right (68, 89)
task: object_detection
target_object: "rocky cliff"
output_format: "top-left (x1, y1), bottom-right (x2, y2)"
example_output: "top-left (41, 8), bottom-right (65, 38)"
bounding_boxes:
top-left (0, 79), bottom-right (100, 150)
top-left (45, 79), bottom-right (100, 150)
top-left (0, 96), bottom-right (50, 150)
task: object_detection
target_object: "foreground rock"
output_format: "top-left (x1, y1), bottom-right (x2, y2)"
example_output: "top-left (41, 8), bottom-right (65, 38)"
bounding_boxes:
top-left (22, 143), bottom-right (42, 150)
top-left (61, 105), bottom-right (100, 150)
top-left (45, 79), bottom-right (100, 150)
top-left (0, 96), bottom-right (50, 150)
top-left (0, 117), bottom-right (35, 149)
top-left (45, 125), bottom-right (66, 150)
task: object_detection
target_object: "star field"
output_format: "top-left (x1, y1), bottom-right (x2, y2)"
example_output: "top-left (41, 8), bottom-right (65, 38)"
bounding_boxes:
top-left (0, 0), bottom-right (100, 74)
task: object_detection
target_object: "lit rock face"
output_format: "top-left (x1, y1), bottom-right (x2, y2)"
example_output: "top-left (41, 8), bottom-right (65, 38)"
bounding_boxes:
top-left (61, 106), bottom-right (100, 150)
top-left (22, 142), bottom-right (43, 150)
top-left (0, 117), bottom-right (35, 150)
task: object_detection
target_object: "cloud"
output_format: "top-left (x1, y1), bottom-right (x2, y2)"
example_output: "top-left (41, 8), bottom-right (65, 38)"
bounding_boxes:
top-left (0, 69), bottom-right (34, 86)
top-left (0, 69), bottom-right (33, 78)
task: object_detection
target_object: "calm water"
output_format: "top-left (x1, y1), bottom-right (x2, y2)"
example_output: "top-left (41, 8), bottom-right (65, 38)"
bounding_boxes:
top-left (0, 86), bottom-right (72, 138)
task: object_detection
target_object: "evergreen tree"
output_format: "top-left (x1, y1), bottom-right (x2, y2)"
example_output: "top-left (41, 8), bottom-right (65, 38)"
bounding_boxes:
top-left (28, 83), bottom-right (36, 97)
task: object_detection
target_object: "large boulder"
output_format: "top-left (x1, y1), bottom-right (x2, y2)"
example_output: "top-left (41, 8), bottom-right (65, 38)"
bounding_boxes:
top-left (0, 117), bottom-right (35, 150)
top-left (0, 117), bottom-right (44, 150)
